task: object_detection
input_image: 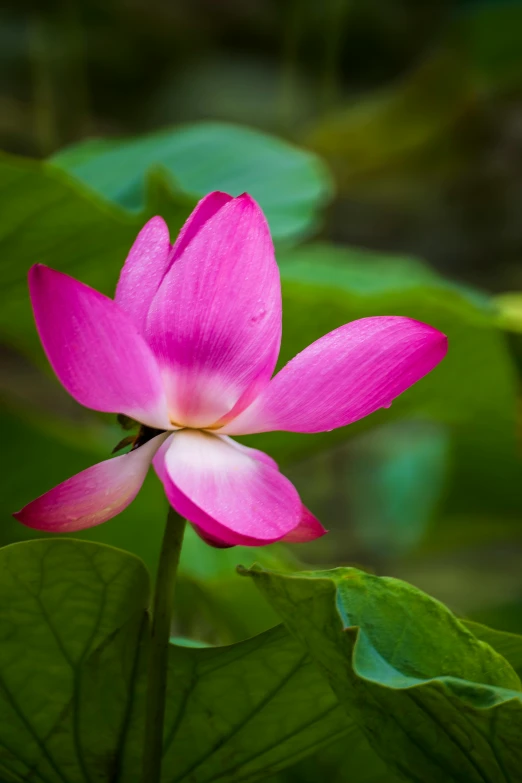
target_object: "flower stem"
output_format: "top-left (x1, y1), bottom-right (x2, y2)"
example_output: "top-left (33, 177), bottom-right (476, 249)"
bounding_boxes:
top-left (142, 507), bottom-right (186, 783)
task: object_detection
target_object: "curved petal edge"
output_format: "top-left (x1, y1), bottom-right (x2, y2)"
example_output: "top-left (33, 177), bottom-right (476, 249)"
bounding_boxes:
top-left (14, 434), bottom-right (167, 533)
top-left (146, 194), bottom-right (282, 428)
top-left (115, 216), bottom-right (172, 333)
top-left (153, 431), bottom-right (301, 546)
top-left (29, 264), bottom-right (170, 429)
top-left (282, 506), bottom-right (328, 543)
top-left (223, 316), bottom-right (448, 434)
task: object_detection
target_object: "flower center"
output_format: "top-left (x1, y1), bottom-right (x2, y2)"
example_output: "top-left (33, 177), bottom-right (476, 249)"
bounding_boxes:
top-left (111, 413), bottom-right (225, 456)
top-left (112, 416), bottom-right (166, 455)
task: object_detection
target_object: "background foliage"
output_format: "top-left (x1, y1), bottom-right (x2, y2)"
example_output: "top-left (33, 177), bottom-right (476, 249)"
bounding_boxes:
top-left (1, 1), bottom-right (522, 780)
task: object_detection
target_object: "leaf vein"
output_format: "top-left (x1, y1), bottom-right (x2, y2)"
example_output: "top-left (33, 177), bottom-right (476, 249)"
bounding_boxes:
top-left (168, 653), bottom-right (308, 783)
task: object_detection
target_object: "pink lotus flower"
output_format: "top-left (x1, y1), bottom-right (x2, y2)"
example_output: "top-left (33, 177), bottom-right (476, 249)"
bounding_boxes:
top-left (14, 192), bottom-right (447, 547)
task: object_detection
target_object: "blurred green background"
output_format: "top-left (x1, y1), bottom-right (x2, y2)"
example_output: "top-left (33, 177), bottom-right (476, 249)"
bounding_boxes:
top-left (2, 2), bottom-right (522, 780)
top-left (1, 0), bottom-right (521, 664)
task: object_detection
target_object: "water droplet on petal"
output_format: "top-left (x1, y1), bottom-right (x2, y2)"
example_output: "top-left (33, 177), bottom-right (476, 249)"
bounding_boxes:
top-left (250, 307), bottom-right (266, 323)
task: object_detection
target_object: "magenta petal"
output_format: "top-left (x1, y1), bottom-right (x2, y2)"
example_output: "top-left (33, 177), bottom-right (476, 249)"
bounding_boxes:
top-left (224, 441), bottom-right (326, 543)
top-left (282, 506), bottom-right (327, 543)
top-left (115, 195), bottom-right (232, 333)
top-left (227, 442), bottom-right (326, 542)
top-left (169, 191), bottom-right (233, 265)
top-left (29, 265), bottom-right (170, 429)
top-left (146, 194), bottom-right (282, 428)
top-left (221, 436), bottom-right (279, 470)
top-left (184, 437), bottom-right (280, 548)
top-left (115, 216), bottom-right (172, 333)
top-left (14, 434), bottom-right (167, 533)
top-left (223, 316), bottom-right (448, 434)
top-left (191, 525), bottom-right (235, 549)
top-left (153, 431), bottom-right (301, 546)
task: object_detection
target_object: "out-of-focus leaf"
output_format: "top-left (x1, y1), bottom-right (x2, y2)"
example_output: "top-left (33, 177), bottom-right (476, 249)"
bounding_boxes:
top-left (417, 513), bottom-right (522, 553)
top-left (281, 420), bottom-right (450, 565)
top-left (343, 420), bottom-right (450, 557)
top-left (169, 637), bottom-right (212, 648)
top-left (278, 241), bottom-right (490, 306)
top-left (248, 243), bottom-right (521, 523)
top-left (494, 292), bottom-right (522, 333)
top-left (0, 538), bottom-right (352, 783)
top-left (51, 122), bottom-right (333, 244)
top-left (305, 52), bottom-right (475, 192)
top-left (245, 564), bottom-right (522, 783)
top-left (175, 525), bottom-right (299, 643)
top-left (396, 548), bottom-right (522, 627)
top-left (469, 601), bottom-right (522, 637)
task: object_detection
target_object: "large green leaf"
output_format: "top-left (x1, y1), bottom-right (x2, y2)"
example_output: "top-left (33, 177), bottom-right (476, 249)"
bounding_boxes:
top-left (0, 538), bottom-right (149, 782)
top-left (493, 292), bottom-right (522, 334)
top-left (50, 122), bottom-right (332, 244)
top-left (276, 622), bottom-right (522, 783)
top-left (270, 728), bottom-right (394, 783)
top-left (465, 621), bottom-right (522, 679)
top-left (0, 539), bottom-right (349, 783)
top-left (245, 565), bottom-right (522, 783)
top-left (141, 625), bottom-right (346, 783)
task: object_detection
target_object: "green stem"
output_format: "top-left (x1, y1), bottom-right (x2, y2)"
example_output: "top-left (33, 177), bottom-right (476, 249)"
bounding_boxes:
top-left (142, 507), bottom-right (186, 783)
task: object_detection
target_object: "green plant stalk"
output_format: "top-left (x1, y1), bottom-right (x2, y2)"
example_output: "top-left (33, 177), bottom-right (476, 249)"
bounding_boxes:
top-left (141, 507), bottom-right (186, 783)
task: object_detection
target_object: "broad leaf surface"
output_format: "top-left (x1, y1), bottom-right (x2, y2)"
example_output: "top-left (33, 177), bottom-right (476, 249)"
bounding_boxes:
top-left (270, 727), bottom-right (394, 783)
top-left (129, 625), bottom-right (347, 783)
top-left (277, 613), bottom-right (522, 783)
top-left (464, 621), bottom-right (522, 678)
top-left (245, 565), bottom-right (522, 783)
top-left (0, 539), bottom-right (148, 782)
top-left (50, 122), bottom-right (332, 244)
top-left (0, 539), bottom-right (349, 783)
